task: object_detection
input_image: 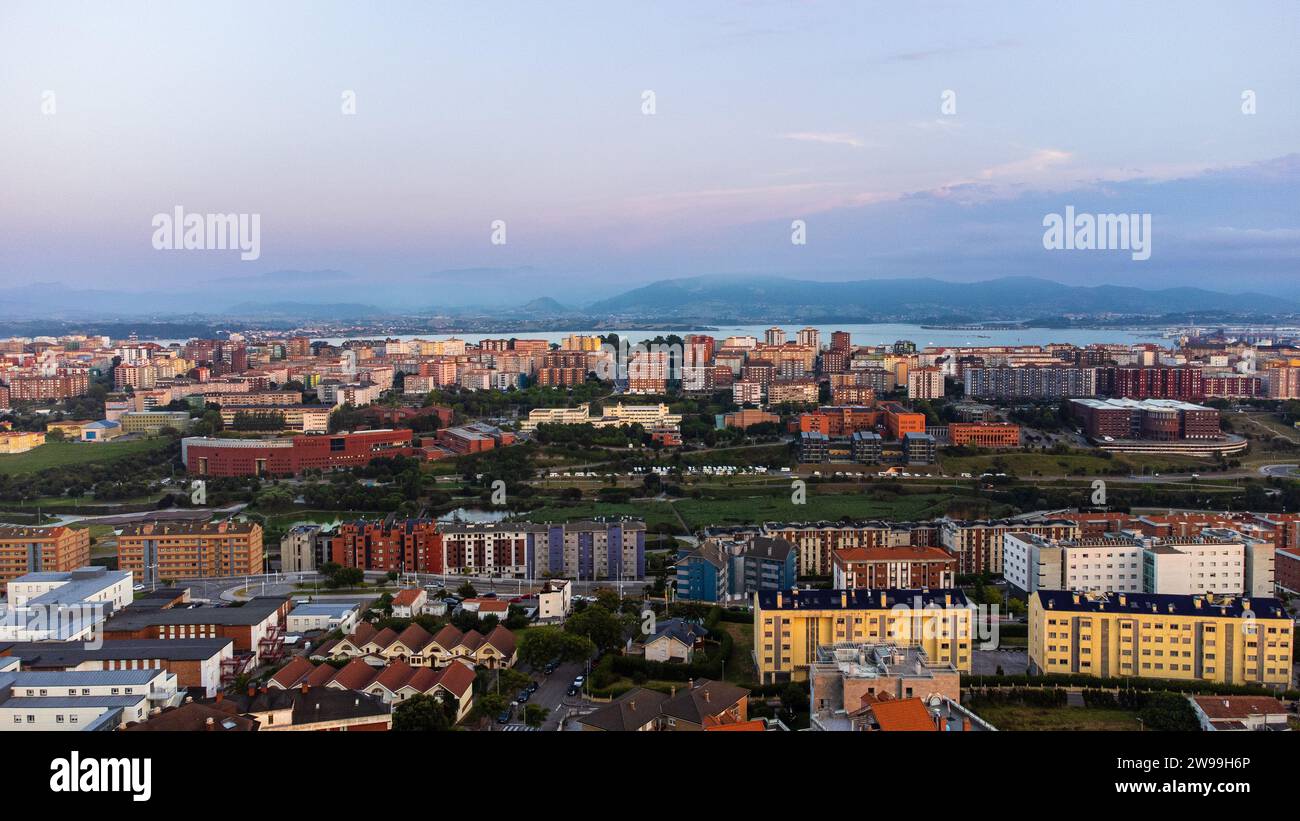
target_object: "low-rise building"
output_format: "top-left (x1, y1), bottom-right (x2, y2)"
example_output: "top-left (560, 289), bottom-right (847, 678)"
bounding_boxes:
top-left (1188, 695), bottom-right (1291, 731)
top-left (117, 520), bottom-right (264, 583)
top-left (286, 602), bottom-right (360, 634)
top-left (831, 546), bottom-right (957, 589)
top-left (537, 579), bottom-right (572, 622)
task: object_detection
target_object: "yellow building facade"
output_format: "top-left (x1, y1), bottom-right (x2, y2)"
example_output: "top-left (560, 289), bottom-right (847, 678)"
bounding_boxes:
top-left (752, 588), bottom-right (973, 683)
top-left (1029, 590), bottom-right (1293, 688)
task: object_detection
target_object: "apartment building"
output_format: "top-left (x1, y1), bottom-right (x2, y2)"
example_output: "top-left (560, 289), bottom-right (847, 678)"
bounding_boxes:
top-left (831, 546), bottom-right (957, 589)
top-left (940, 519), bottom-right (1080, 575)
top-left (907, 366), bottom-right (944, 399)
top-left (753, 588), bottom-right (972, 684)
top-left (117, 520), bottom-right (264, 583)
top-left (1028, 590), bottom-right (1293, 688)
top-left (0, 526), bottom-right (91, 593)
top-left (182, 428), bottom-right (416, 476)
top-left (118, 410), bottom-right (191, 435)
top-left (331, 518), bottom-right (442, 574)
top-left (218, 404), bottom-right (331, 433)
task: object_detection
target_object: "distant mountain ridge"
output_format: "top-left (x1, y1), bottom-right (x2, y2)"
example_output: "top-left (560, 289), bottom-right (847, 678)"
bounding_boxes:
top-left (584, 275), bottom-right (1293, 322)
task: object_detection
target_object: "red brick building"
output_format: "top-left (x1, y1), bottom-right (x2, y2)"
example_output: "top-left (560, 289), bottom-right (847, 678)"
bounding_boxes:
top-left (331, 518), bottom-right (443, 574)
top-left (831, 546), bottom-right (957, 588)
top-left (948, 422), bottom-right (1020, 447)
top-left (182, 428), bottom-right (416, 477)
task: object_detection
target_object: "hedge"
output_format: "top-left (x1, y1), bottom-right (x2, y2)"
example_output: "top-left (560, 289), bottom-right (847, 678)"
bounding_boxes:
top-left (964, 673), bottom-right (1300, 700)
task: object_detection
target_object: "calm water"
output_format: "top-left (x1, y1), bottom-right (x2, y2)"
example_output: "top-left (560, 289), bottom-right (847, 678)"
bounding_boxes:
top-left (148, 323), bottom-right (1171, 349)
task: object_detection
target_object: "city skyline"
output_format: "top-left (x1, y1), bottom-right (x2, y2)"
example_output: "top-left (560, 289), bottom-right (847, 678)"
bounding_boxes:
top-left (2, 0), bottom-right (1298, 307)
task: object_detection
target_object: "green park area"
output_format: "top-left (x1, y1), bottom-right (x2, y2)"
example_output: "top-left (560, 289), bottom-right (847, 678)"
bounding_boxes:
top-left (0, 437), bottom-right (172, 476)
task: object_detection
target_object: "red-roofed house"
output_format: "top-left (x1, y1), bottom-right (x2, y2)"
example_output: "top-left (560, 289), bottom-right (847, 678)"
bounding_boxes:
top-left (391, 588), bottom-right (428, 619)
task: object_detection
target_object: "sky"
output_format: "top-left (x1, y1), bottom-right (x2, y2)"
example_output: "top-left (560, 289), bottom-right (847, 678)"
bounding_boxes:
top-left (1, 0), bottom-right (1298, 310)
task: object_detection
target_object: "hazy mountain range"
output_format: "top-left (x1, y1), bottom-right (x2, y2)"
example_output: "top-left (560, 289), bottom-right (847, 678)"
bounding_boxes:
top-left (0, 275), bottom-right (1294, 329)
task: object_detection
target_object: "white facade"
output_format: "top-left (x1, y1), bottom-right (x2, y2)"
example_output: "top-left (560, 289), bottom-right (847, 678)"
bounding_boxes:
top-left (537, 579), bottom-right (572, 622)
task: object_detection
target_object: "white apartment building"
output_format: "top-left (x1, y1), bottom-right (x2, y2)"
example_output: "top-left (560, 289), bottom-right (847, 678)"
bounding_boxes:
top-left (1004, 530), bottom-right (1267, 597)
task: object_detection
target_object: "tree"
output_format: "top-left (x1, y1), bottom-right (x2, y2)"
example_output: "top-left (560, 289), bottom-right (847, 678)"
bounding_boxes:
top-left (455, 581), bottom-right (478, 599)
top-left (1138, 693), bottom-right (1200, 732)
top-left (564, 604), bottom-right (625, 653)
top-left (518, 626), bottom-right (596, 669)
top-left (392, 693), bottom-right (455, 731)
top-left (473, 692), bottom-right (510, 722)
top-left (523, 704), bottom-right (550, 728)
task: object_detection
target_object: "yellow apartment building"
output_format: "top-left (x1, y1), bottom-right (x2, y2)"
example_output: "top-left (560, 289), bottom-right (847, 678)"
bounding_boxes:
top-left (117, 520), bottom-right (264, 584)
top-left (0, 525), bottom-right (92, 592)
top-left (752, 588), bottom-right (973, 683)
top-left (1029, 590), bottom-right (1293, 688)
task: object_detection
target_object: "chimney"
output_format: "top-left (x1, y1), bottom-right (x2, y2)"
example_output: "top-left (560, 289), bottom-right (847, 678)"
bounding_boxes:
top-left (962, 718), bottom-right (972, 732)
top-left (301, 682), bottom-right (310, 694)
top-left (215, 691), bottom-right (223, 703)
top-left (840, 591), bottom-right (847, 608)
top-left (704, 689), bottom-right (711, 703)
top-left (248, 685), bottom-right (256, 697)
top-left (205, 716), bottom-right (215, 731)
top-left (1118, 593), bottom-right (1127, 607)
top-left (1242, 599), bottom-right (1251, 611)
top-left (776, 592), bottom-right (782, 608)
top-left (629, 699), bottom-right (636, 711)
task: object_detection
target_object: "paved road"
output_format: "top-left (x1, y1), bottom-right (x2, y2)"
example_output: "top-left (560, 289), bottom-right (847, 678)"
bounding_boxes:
top-left (972, 647), bottom-right (1028, 676)
top-left (1260, 464), bottom-right (1300, 478)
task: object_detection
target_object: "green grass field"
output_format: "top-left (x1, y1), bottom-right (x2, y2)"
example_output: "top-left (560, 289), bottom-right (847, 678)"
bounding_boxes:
top-left (518, 501), bottom-right (683, 531)
top-left (0, 438), bottom-right (172, 476)
top-left (969, 704), bottom-right (1141, 731)
top-left (672, 491), bottom-right (954, 529)
top-left (938, 449), bottom-right (1211, 478)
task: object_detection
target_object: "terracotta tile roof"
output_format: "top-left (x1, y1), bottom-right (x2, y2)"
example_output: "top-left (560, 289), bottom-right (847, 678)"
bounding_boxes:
top-left (269, 656), bottom-right (315, 689)
top-left (310, 638), bottom-right (340, 658)
top-left (869, 698), bottom-right (938, 731)
top-left (433, 660), bottom-right (476, 698)
top-left (392, 624), bottom-right (434, 653)
top-left (431, 625), bottom-right (463, 650)
top-left (467, 598), bottom-right (509, 613)
top-left (124, 702), bottom-right (258, 732)
top-left (372, 660), bottom-right (417, 692)
top-left (704, 719), bottom-right (767, 732)
top-left (403, 667), bottom-right (441, 693)
top-left (328, 658), bottom-right (380, 690)
top-left (456, 629), bottom-right (485, 653)
top-left (302, 664), bottom-right (335, 687)
top-left (343, 622), bottom-right (378, 648)
top-left (365, 628), bottom-right (400, 650)
top-left (1191, 696), bottom-right (1287, 720)
top-left (833, 545), bottom-right (956, 565)
top-left (483, 625), bottom-right (516, 657)
top-left (392, 588), bottom-right (425, 608)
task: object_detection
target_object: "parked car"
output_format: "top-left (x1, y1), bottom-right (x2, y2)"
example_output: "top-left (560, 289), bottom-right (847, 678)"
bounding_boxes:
top-left (496, 710), bottom-right (511, 724)
top-left (567, 684), bottom-right (581, 696)
top-left (517, 689), bottom-right (531, 703)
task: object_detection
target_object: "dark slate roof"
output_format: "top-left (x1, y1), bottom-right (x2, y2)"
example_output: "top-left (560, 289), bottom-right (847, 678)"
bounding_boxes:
top-left (1034, 590), bottom-right (1288, 620)
top-left (0, 638), bottom-right (233, 666)
top-left (579, 688), bottom-right (669, 732)
top-left (755, 588), bottom-right (969, 610)
top-left (660, 679), bottom-right (750, 725)
top-left (650, 618), bottom-right (709, 645)
top-left (105, 597), bottom-right (287, 629)
top-left (740, 536), bottom-right (795, 562)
